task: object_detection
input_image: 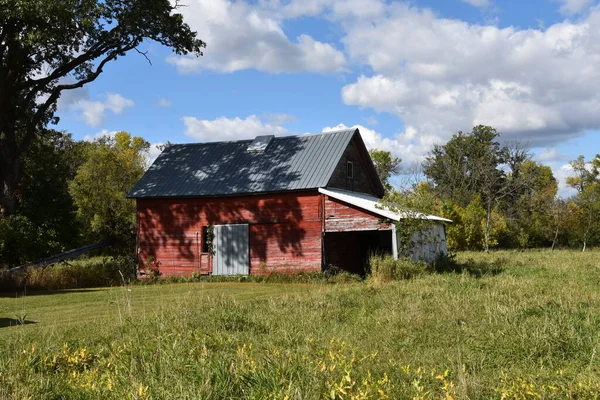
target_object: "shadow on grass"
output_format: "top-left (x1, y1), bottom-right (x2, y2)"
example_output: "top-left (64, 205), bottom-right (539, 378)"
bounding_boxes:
top-left (0, 288), bottom-right (101, 299)
top-left (430, 255), bottom-right (505, 278)
top-left (0, 318), bottom-right (37, 328)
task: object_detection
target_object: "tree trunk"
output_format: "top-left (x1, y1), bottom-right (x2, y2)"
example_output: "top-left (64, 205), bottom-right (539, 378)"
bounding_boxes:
top-left (551, 225), bottom-right (559, 251)
top-left (0, 134), bottom-right (20, 217)
top-left (483, 203), bottom-right (492, 253)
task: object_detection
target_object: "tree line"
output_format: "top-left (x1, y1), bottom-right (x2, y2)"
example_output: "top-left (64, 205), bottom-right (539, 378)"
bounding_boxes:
top-left (0, 130), bottom-right (148, 267)
top-left (372, 125), bottom-right (600, 252)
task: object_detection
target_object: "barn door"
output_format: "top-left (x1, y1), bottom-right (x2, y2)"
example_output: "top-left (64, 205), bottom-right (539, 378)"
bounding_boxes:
top-left (212, 224), bottom-right (250, 275)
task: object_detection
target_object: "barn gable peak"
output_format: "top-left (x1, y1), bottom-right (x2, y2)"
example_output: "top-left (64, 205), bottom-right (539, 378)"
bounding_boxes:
top-left (247, 135), bottom-right (274, 153)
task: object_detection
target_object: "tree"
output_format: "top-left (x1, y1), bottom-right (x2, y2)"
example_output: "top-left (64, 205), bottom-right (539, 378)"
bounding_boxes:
top-left (423, 125), bottom-right (504, 208)
top-left (0, 0), bottom-right (205, 216)
top-left (0, 130), bottom-right (90, 267)
top-left (567, 155), bottom-right (600, 251)
top-left (70, 132), bottom-right (149, 244)
top-left (504, 161), bottom-right (557, 248)
top-left (423, 126), bottom-right (532, 251)
top-left (369, 149), bottom-right (401, 193)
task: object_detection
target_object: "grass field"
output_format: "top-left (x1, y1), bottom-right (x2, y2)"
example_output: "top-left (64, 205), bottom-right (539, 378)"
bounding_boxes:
top-left (2, 250), bottom-right (600, 399)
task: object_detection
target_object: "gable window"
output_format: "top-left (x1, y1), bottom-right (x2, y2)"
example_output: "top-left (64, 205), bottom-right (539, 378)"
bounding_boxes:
top-left (347, 161), bottom-right (354, 179)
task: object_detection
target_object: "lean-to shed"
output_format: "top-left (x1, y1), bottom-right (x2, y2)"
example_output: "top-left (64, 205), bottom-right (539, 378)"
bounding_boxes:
top-left (128, 129), bottom-right (450, 276)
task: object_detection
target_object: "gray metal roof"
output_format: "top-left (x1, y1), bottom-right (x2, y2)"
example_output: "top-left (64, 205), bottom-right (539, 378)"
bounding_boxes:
top-left (128, 129), bottom-right (358, 198)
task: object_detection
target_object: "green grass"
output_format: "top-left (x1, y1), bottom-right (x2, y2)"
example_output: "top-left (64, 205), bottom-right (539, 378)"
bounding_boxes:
top-left (1, 250), bottom-right (600, 399)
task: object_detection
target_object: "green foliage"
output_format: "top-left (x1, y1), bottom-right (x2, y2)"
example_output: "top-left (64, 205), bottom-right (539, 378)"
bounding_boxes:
top-left (368, 149), bottom-right (401, 192)
top-left (70, 132), bottom-right (149, 244)
top-left (567, 155), bottom-right (600, 250)
top-left (0, 131), bottom-right (86, 267)
top-left (423, 125), bottom-right (504, 208)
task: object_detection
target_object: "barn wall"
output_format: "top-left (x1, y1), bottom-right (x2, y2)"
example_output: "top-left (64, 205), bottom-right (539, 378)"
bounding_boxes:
top-left (136, 192), bottom-right (322, 276)
top-left (323, 196), bottom-right (392, 232)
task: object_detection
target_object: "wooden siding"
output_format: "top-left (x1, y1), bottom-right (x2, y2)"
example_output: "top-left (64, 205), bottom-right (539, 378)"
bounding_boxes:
top-left (136, 192), bottom-right (322, 276)
top-left (327, 136), bottom-right (380, 196)
top-left (324, 195), bottom-right (392, 232)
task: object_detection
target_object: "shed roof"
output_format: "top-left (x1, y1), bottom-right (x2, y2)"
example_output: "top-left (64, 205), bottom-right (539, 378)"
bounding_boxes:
top-left (319, 188), bottom-right (452, 223)
top-left (129, 129), bottom-right (371, 198)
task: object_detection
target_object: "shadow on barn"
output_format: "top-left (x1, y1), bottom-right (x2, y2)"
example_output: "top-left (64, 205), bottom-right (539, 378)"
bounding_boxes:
top-left (134, 136), bottom-right (307, 272)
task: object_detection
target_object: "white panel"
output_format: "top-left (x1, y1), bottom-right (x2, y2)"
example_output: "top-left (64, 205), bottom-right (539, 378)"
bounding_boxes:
top-left (395, 223), bottom-right (448, 264)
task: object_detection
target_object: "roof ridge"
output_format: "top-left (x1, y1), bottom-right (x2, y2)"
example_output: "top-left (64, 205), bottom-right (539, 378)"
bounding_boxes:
top-left (166, 129), bottom-right (357, 148)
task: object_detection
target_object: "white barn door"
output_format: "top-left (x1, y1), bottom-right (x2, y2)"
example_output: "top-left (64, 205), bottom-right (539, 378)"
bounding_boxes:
top-left (212, 224), bottom-right (250, 275)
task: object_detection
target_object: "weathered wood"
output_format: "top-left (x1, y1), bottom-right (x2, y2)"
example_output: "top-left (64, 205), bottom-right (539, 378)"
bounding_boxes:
top-left (136, 192), bottom-right (322, 276)
top-left (324, 196), bottom-right (392, 232)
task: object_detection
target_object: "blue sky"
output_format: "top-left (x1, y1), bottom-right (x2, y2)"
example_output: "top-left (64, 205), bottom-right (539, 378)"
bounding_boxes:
top-left (53, 0), bottom-right (600, 196)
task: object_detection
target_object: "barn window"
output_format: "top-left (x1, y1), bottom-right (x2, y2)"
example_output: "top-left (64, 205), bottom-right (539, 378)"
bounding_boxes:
top-left (347, 161), bottom-right (354, 179)
top-left (201, 226), bottom-right (209, 253)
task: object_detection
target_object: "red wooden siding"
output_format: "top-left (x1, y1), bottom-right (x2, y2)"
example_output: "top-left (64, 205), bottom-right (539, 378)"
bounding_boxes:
top-left (323, 196), bottom-right (392, 232)
top-left (136, 192), bottom-right (322, 276)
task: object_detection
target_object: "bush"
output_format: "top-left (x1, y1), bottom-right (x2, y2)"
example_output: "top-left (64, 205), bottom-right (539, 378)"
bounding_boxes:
top-left (369, 254), bottom-right (427, 282)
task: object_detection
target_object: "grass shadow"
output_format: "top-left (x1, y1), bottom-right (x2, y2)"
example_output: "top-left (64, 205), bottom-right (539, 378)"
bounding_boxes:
top-left (429, 254), bottom-right (505, 278)
top-left (0, 318), bottom-right (37, 328)
top-left (0, 288), bottom-right (101, 298)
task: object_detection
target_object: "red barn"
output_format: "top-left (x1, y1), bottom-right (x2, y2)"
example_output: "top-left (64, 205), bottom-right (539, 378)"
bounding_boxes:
top-left (128, 129), bottom-right (449, 276)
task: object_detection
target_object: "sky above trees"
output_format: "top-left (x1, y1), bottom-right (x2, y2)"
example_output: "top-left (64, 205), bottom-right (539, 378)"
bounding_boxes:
top-left (51, 0), bottom-right (600, 197)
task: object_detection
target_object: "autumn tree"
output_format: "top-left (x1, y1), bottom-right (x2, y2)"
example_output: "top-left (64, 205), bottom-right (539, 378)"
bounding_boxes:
top-left (70, 132), bottom-right (149, 243)
top-left (567, 155), bottom-right (600, 251)
top-left (0, 0), bottom-right (205, 216)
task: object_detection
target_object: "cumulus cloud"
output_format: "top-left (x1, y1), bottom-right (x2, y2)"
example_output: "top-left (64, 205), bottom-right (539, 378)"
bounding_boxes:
top-left (73, 93), bottom-right (134, 127)
top-left (559, 0), bottom-right (595, 15)
top-left (167, 0), bottom-right (346, 74)
top-left (321, 123), bottom-right (439, 166)
top-left (338, 2), bottom-right (600, 148)
top-left (182, 114), bottom-right (290, 141)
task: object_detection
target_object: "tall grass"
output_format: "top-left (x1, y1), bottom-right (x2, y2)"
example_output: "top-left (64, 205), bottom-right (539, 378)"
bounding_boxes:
top-left (1, 250), bottom-right (600, 399)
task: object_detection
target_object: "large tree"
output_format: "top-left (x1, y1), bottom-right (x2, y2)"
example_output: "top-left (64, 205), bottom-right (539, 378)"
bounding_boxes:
top-left (0, 0), bottom-right (205, 216)
top-left (423, 126), bottom-right (532, 251)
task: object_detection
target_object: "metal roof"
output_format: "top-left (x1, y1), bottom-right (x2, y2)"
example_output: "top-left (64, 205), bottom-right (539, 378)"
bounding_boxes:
top-left (319, 188), bottom-right (453, 223)
top-left (129, 129), bottom-right (359, 198)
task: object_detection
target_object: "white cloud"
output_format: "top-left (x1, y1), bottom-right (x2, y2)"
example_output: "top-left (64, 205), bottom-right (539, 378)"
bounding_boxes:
top-left (536, 148), bottom-right (566, 163)
top-left (147, 143), bottom-right (164, 167)
top-left (182, 114), bottom-right (290, 141)
top-left (321, 123), bottom-right (439, 166)
top-left (460, 0), bottom-right (490, 8)
top-left (559, 0), bottom-right (594, 15)
top-left (73, 93), bottom-right (134, 127)
top-left (337, 2), bottom-right (600, 149)
top-left (158, 98), bottom-right (172, 107)
top-left (553, 163), bottom-right (578, 198)
top-left (167, 0), bottom-right (346, 74)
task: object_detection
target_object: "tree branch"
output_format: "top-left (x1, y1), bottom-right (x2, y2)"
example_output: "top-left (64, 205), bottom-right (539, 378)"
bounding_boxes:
top-left (21, 42), bottom-right (137, 150)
